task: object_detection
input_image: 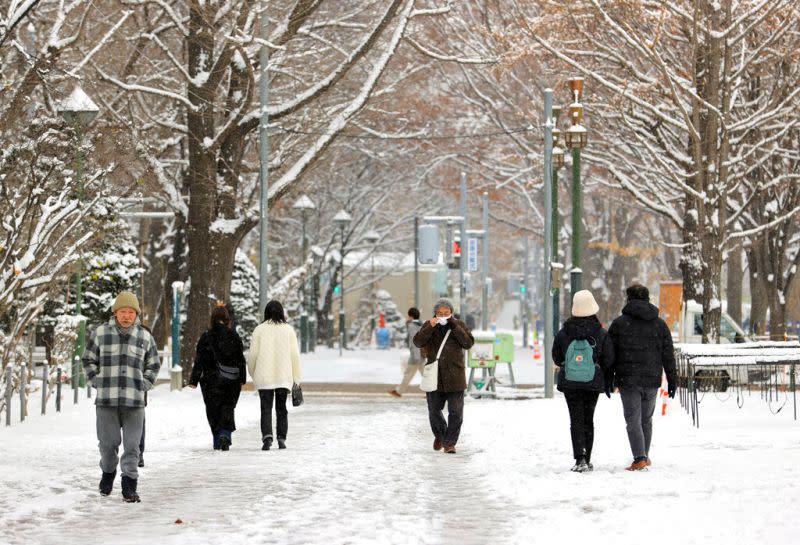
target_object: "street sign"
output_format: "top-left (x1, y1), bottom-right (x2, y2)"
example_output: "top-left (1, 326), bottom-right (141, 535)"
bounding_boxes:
top-left (468, 237), bottom-right (478, 272)
top-left (418, 224), bottom-right (440, 264)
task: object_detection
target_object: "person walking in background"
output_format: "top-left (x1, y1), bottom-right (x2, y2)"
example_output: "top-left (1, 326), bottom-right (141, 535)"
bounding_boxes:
top-left (188, 303), bottom-right (247, 451)
top-left (608, 284), bottom-right (678, 471)
top-left (388, 307), bottom-right (425, 398)
top-left (552, 290), bottom-right (614, 472)
top-left (248, 300), bottom-right (302, 451)
top-left (138, 322), bottom-right (154, 468)
top-left (83, 291), bottom-right (161, 503)
top-left (413, 298), bottom-right (474, 454)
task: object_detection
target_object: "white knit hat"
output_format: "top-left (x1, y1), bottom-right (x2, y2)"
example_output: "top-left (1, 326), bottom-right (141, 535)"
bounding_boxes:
top-left (571, 290), bottom-right (599, 318)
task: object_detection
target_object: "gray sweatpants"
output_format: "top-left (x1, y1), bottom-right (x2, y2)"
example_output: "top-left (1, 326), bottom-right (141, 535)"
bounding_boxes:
top-left (619, 385), bottom-right (658, 460)
top-left (96, 406), bottom-right (145, 479)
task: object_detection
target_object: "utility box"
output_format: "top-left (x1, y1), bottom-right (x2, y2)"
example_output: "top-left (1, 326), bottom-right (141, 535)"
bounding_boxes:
top-left (493, 332), bottom-right (517, 387)
top-left (467, 331), bottom-right (497, 398)
top-left (494, 332), bottom-right (515, 364)
top-left (468, 331), bottom-right (497, 369)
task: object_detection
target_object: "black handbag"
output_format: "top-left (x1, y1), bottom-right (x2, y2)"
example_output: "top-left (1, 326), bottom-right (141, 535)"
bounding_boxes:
top-left (291, 383), bottom-right (304, 407)
top-left (209, 341), bottom-right (240, 382)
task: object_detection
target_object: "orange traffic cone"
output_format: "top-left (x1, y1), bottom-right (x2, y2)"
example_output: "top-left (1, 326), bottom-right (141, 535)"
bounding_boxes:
top-left (533, 343), bottom-right (542, 361)
top-left (660, 389), bottom-right (668, 416)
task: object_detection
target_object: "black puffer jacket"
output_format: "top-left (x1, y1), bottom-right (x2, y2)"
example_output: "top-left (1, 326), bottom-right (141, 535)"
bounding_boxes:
top-left (608, 299), bottom-right (677, 389)
top-left (552, 316), bottom-right (614, 392)
top-left (190, 325), bottom-right (247, 386)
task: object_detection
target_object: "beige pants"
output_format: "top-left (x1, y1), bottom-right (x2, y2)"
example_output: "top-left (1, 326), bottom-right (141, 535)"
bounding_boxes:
top-left (397, 362), bottom-right (425, 394)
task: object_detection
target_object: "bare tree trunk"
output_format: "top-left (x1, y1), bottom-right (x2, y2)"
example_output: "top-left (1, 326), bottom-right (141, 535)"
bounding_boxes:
top-left (181, 2), bottom-right (236, 381)
top-left (726, 240), bottom-right (743, 327)
top-left (746, 246), bottom-right (767, 336)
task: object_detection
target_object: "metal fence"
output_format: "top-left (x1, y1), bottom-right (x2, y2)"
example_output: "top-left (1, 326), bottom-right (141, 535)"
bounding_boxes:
top-left (675, 341), bottom-right (800, 428)
top-left (2, 348), bottom-right (174, 427)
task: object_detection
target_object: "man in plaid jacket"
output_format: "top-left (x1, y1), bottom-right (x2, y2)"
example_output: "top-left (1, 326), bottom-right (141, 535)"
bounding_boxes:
top-left (82, 291), bottom-right (161, 502)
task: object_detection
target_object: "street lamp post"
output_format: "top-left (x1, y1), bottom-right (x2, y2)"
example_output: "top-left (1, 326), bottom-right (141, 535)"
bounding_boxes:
top-left (58, 86), bottom-right (99, 405)
top-left (543, 88), bottom-right (555, 400)
top-left (362, 230), bottom-right (380, 340)
top-left (564, 77), bottom-right (588, 302)
top-left (309, 246), bottom-right (323, 352)
top-left (551, 107), bottom-right (565, 333)
top-left (293, 195), bottom-right (316, 353)
top-left (333, 209), bottom-right (352, 355)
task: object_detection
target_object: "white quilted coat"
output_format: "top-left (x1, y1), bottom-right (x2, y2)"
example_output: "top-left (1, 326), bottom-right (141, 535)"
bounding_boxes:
top-left (247, 322), bottom-right (302, 390)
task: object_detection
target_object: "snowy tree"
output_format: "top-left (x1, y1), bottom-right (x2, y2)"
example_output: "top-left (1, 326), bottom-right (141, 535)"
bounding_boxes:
top-left (512, 0), bottom-right (800, 341)
top-left (83, 0), bottom-right (460, 378)
top-left (0, 117), bottom-right (113, 368)
top-left (35, 223), bottom-right (144, 357)
top-left (375, 289), bottom-right (406, 344)
top-left (230, 248), bottom-right (260, 347)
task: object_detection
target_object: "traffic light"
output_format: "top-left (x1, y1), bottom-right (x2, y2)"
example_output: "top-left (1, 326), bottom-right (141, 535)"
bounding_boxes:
top-left (333, 284), bottom-right (341, 295)
top-left (520, 281), bottom-right (527, 295)
top-left (447, 237), bottom-right (461, 269)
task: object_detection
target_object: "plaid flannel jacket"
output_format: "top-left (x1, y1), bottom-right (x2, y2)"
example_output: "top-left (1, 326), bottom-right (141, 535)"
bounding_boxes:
top-left (82, 317), bottom-right (161, 407)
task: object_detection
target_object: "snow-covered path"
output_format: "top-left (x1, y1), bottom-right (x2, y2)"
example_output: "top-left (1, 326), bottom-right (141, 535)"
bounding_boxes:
top-left (2, 379), bottom-right (799, 545)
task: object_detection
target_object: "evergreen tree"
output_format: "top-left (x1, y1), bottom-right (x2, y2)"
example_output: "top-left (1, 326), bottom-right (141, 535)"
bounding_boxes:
top-left (230, 249), bottom-right (260, 347)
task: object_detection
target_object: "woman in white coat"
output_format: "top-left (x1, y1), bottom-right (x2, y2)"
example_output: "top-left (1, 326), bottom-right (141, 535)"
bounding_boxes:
top-left (247, 300), bottom-right (302, 450)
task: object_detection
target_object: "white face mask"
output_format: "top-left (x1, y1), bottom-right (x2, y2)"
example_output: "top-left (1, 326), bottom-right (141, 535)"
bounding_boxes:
top-left (436, 316), bottom-right (449, 325)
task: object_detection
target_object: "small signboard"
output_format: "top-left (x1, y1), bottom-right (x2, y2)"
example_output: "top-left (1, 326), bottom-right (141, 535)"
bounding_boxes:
top-left (468, 237), bottom-right (478, 272)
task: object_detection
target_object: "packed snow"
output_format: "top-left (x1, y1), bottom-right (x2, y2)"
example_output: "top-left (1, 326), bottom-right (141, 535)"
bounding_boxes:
top-left (1, 346), bottom-right (798, 545)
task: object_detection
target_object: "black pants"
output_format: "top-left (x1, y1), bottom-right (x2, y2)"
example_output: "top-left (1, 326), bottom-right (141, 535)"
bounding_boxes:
top-left (200, 378), bottom-right (242, 438)
top-left (259, 389), bottom-right (289, 441)
top-left (139, 392), bottom-right (148, 453)
top-left (426, 390), bottom-right (464, 447)
top-left (563, 390), bottom-right (600, 461)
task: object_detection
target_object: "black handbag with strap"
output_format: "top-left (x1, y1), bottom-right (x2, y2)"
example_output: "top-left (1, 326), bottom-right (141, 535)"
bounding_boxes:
top-left (209, 339), bottom-right (240, 382)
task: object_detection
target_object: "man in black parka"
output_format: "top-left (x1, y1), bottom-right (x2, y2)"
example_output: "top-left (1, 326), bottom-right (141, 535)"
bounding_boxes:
top-left (608, 284), bottom-right (677, 471)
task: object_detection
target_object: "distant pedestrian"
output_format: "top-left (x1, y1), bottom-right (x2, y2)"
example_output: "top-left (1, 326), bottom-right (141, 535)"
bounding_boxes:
top-left (608, 284), bottom-right (677, 471)
top-left (413, 298), bottom-right (474, 454)
top-left (552, 290), bottom-right (614, 472)
top-left (83, 291), bottom-right (161, 503)
top-left (247, 300), bottom-right (302, 451)
top-left (137, 323), bottom-right (154, 468)
top-left (188, 303), bottom-right (247, 451)
top-left (387, 307), bottom-right (425, 398)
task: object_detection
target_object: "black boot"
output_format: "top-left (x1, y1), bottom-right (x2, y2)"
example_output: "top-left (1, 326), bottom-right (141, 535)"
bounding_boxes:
top-left (277, 439), bottom-right (286, 450)
top-left (574, 457), bottom-right (590, 473)
top-left (219, 436), bottom-right (231, 451)
top-left (262, 437), bottom-right (273, 451)
top-left (99, 470), bottom-right (116, 496)
top-left (121, 475), bottom-right (140, 503)
top-left (138, 453), bottom-right (145, 468)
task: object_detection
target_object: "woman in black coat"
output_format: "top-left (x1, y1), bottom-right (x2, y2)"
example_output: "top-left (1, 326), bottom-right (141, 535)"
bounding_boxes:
top-left (189, 304), bottom-right (247, 451)
top-left (552, 290), bottom-right (614, 472)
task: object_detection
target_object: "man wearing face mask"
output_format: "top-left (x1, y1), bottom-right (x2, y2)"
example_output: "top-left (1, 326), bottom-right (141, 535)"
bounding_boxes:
top-left (413, 298), bottom-right (474, 454)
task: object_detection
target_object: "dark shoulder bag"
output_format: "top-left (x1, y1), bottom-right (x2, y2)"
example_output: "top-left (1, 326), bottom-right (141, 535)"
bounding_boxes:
top-left (292, 383), bottom-right (304, 407)
top-left (209, 341), bottom-right (240, 382)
